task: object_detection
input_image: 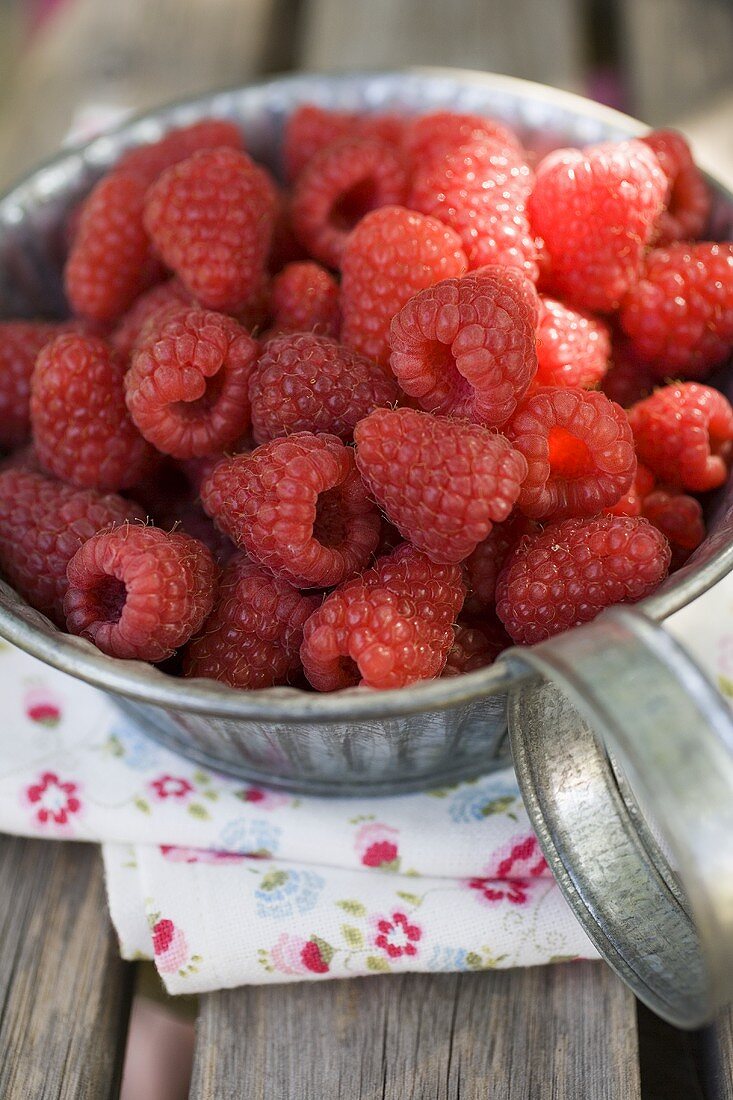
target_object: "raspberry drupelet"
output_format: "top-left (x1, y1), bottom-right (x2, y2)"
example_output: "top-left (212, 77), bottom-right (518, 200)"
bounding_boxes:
top-left (404, 110), bottom-right (523, 168)
top-left (249, 332), bottom-right (398, 444)
top-left (270, 261), bottom-right (340, 337)
top-left (184, 554), bottom-right (320, 689)
top-left (0, 320), bottom-right (75, 449)
top-left (125, 308), bottom-right (258, 459)
top-left (31, 333), bottom-right (155, 491)
top-left (606, 463), bottom-right (656, 517)
top-left (354, 407), bottom-right (527, 564)
top-left (505, 387), bottom-right (636, 520)
top-left (116, 118), bottom-right (244, 183)
top-left (300, 543), bottom-right (465, 691)
top-left (200, 433), bottom-right (380, 588)
top-left (619, 243), bottom-right (733, 379)
top-left (628, 382), bottom-right (733, 491)
top-left (463, 513), bottom-right (538, 614)
top-left (442, 618), bottom-right (511, 676)
top-left (0, 468), bottom-right (144, 625)
top-left (282, 104), bottom-right (358, 181)
top-left (144, 147), bottom-right (278, 312)
top-left (340, 205), bottom-right (468, 367)
top-left (641, 129), bottom-right (711, 245)
top-left (642, 489), bottom-right (705, 559)
top-left (534, 297), bottom-right (611, 390)
top-left (64, 525), bottom-right (218, 662)
top-left (291, 136), bottom-right (409, 269)
top-left (527, 140), bottom-right (666, 312)
top-left (388, 268), bottom-right (539, 427)
top-left (111, 279), bottom-right (194, 359)
top-left (496, 515), bottom-right (671, 645)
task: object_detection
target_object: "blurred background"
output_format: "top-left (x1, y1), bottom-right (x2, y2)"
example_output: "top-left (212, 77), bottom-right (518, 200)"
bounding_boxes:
top-left (1, 0), bottom-right (733, 189)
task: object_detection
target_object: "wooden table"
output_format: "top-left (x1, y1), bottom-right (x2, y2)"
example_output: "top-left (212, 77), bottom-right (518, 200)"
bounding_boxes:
top-left (0, 833), bottom-right (729, 1099)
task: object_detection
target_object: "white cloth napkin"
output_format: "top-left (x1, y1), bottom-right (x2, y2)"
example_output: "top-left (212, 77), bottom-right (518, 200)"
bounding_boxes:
top-left (0, 639), bottom-right (597, 992)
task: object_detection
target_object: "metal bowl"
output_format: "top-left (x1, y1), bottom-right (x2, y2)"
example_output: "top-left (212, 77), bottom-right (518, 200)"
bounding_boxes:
top-left (2, 68), bottom-right (733, 795)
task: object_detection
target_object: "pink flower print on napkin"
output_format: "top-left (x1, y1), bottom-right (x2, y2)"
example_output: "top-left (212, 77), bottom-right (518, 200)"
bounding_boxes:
top-left (372, 912), bottom-right (422, 959)
top-left (354, 822), bottom-right (400, 868)
top-left (159, 845), bottom-right (247, 865)
top-left (237, 786), bottom-right (290, 810)
top-left (466, 834), bottom-right (548, 907)
top-left (25, 772), bottom-right (81, 829)
top-left (270, 933), bottom-right (332, 975)
top-left (23, 687), bottom-right (62, 727)
top-left (150, 775), bottom-right (194, 801)
top-left (152, 918), bottom-right (189, 974)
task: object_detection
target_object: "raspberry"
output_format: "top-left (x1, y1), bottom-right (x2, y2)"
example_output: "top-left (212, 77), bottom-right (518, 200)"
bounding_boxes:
top-left (111, 280), bottom-right (193, 359)
top-left (268, 192), bottom-right (308, 272)
top-left (641, 489), bottom-right (705, 555)
top-left (641, 130), bottom-right (710, 245)
top-left (116, 118), bottom-right (244, 184)
top-left (534, 296), bottom-right (611, 389)
top-left (405, 110), bottom-right (523, 168)
top-left (607, 463), bottom-right (656, 517)
top-left (409, 141), bottom-right (538, 278)
top-left (65, 170), bottom-right (154, 323)
top-left (64, 525), bottom-right (217, 662)
top-left (283, 105), bottom-right (355, 180)
top-left (442, 618), bottom-right (510, 676)
top-left (496, 515), bottom-right (671, 645)
top-left (291, 137), bottom-right (408, 269)
top-left (270, 261), bottom-right (340, 337)
top-left (619, 243), bottom-right (733, 379)
top-left (125, 308), bottom-right (258, 459)
top-left (201, 433), bottom-right (380, 588)
top-left (355, 407), bottom-right (526, 563)
top-left (0, 321), bottom-right (74, 449)
top-left (300, 543), bottom-right (464, 690)
top-left (505, 387), bottom-right (636, 519)
top-left (249, 332), bottom-right (398, 444)
top-left (388, 269), bottom-right (539, 427)
top-left (0, 468), bottom-right (144, 624)
top-left (184, 554), bottom-right (319, 688)
top-left (600, 337), bottom-right (657, 408)
top-left (628, 382), bottom-right (733, 491)
top-left (463, 513), bottom-right (537, 614)
top-left (340, 205), bottom-right (468, 367)
top-left (31, 333), bottom-right (155, 491)
top-left (144, 148), bottom-right (277, 312)
top-left (527, 140), bottom-right (666, 312)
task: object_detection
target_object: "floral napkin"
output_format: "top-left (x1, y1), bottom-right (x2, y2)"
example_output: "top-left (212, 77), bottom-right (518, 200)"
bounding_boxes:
top-left (0, 639), bottom-right (597, 993)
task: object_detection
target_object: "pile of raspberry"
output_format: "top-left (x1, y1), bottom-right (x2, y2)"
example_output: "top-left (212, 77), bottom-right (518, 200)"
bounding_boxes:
top-left (0, 107), bottom-right (731, 692)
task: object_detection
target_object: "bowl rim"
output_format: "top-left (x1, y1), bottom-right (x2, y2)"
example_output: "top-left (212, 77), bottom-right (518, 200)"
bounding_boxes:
top-left (2, 65), bottom-right (733, 723)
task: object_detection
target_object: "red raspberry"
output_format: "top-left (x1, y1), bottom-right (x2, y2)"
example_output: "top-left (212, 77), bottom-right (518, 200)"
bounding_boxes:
top-left (641, 129), bottom-right (710, 245)
top-left (607, 463), bottom-right (656, 517)
top-left (125, 308), bottom-right (258, 459)
top-left (627, 382), bottom-right (733, 491)
top-left (641, 489), bottom-right (705, 556)
top-left (355, 407), bottom-right (526, 564)
top-left (409, 140), bottom-right (538, 279)
top-left (300, 543), bottom-right (464, 690)
top-left (249, 332), bottom-right (398, 444)
top-left (144, 148), bottom-right (277, 312)
top-left (270, 261), bottom-right (340, 337)
top-left (291, 137), bottom-right (408, 269)
top-left (201, 433), bottom-right (380, 588)
top-left (111, 280), bottom-right (193, 359)
top-left (0, 321), bottom-right (74, 449)
top-left (0, 468), bottom-right (144, 625)
top-left (496, 515), bottom-right (671, 645)
top-left (116, 118), bottom-right (244, 184)
top-left (505, 387), bottom-right (636, 520)
top-left (600, 336), bottom-right (657, 408)
top-left (283, 105), bottom-right (356, 180)
top-left (340, 205), bottom-right (468, 367)
top-left (619, 243), bottom-right (733, 379)
top-left (65, 170), bottom-right (154, 323)
top-left (405, 110), bottom-right (523, 168)
top-left (527, 140), bottom-right (666, 312)
top-left (64, 525), bottom-right (217, 662)
top-left (388, 269), bottom-right (539, 427)
top-left (463, 513), bottom-right (537, 614)
top-left (184, 554), bottom-right (319, 688)
top-left (534, 296), bottom-right (611, 390)
top-left (442, 618), bottom-right (510, 676)
top-left (31, 333), bottom-right (154, 491)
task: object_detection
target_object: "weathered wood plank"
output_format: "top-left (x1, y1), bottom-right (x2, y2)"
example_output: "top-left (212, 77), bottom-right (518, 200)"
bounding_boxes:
top-left (298, 0), bottom-right (585, 91)
top-left (0, 835), bottom-right (133, 1100)
top-left (190, 961), bottom-right (640, 1099)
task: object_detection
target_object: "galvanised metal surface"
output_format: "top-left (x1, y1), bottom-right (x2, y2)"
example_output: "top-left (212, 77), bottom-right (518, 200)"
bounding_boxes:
top-left (1, 69), bottom-right (733, 795)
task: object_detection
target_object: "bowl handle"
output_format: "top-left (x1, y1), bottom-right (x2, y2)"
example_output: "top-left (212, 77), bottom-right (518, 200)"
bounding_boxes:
top-left (501, 602), bottom-right (733, 1028)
